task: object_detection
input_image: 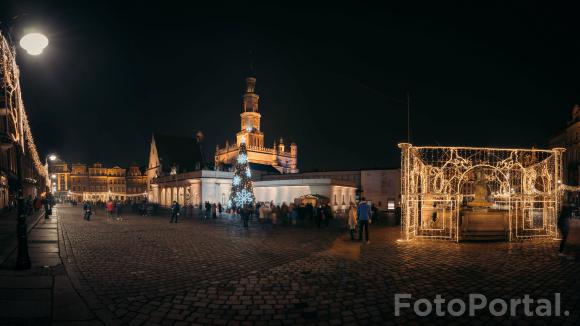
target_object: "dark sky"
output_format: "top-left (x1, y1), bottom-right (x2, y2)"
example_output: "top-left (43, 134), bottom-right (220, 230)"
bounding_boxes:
top-left (1, 1), bottom-right (579, 171)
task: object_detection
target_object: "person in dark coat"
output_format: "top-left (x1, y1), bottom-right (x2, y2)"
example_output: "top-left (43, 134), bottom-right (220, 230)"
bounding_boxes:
top-left (83, 201), bottom-right (92, 221)
top-left (205, 201), bottom-right (211, 220)
top-left (558, 203), bottom-right (572, 255)
top-left (357, 198), bottom-right (371, 243)
top-left (240, 204), bottom-right (250, 228)
top-left (170, 201), bottom-right (180, 223)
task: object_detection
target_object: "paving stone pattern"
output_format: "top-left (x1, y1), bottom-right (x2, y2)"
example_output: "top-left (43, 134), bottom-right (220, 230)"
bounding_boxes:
top-left (57, 206), bottom-right (580, 325)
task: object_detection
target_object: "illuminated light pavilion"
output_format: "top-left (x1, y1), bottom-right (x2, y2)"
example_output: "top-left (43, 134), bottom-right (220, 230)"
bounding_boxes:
top-left (398, 143), bottom-right (565, 242)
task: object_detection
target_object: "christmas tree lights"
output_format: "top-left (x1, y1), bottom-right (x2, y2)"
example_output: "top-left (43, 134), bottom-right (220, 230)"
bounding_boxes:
top-left (228, 137), bottom-right (255, 208)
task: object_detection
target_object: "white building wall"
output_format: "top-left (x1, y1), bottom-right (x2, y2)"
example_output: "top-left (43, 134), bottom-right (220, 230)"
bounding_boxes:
top-left (361, 169), bottom-right (401, 211)
top-left (150, 171), bottom-right (356, 211)
top-left (254, 179), bottom-right (356, 212)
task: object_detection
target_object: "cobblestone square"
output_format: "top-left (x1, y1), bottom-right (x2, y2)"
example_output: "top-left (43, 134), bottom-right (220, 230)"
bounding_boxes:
top-left (51, 205), bottom-right (580, 325)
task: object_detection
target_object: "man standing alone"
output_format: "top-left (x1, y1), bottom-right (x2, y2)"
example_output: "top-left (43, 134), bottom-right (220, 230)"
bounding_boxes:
top-left (558, 202), bottom-right (572, 256)
top-left (170, 201), bottom-right (180, 223)
top-left (357, 198), bottom-right (371, 244)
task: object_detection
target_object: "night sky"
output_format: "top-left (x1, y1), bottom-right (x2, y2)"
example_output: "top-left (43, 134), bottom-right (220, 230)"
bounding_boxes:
top-left (1, 1), bottom-right (579, 171)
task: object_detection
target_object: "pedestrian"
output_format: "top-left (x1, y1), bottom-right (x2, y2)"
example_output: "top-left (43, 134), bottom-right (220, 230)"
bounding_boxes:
top-left (170, 200), bottom-right (180, 223)
top-left (218, 202), bottom-right (223, 217)
top-left (371, 203), bottom-right (378, 223)
top-left (259, 203), bottom-right (266, 228)
top-left (33, 196), bottom-right (42, 212)
top-left (305, 203), bottom-right (314, 222)
top-left (211, 203), bottom-right (217, 219)
top-left (324, 204), bottom-right (332, 227)
top-left (205, 201), bottom-right (211, 220)
top-left (281, 202), bottom-right (289, 224)
top-left (558, 202), bottom-right (572, 256)
top-left (240, 204), bottom-right (250, 228)
top-left (316, 205), bottom-right (323, 228)
top-left (271, 205), bottom-right (279, 226)
top-left (83, 201), bottom-right (92, 221)
top-left (42, 196), bottom-right (52, 219)
top-left (347, 203), bottom-right (358, 240)
top-left (140, 201), bottom-right (147, 216)
top-left (106, 199), bottom-right (114, 220)
top-left (115, 201), bottom-right (121, 220)
top-left (357, 198), bottom-right (371, 244)
top-left (290, 204), bottom-right (298, 225)
top-left (395, 205), bottom-right (402, 225)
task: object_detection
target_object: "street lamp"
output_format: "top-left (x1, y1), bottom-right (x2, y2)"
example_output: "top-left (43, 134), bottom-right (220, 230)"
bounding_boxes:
top-left (45, 153), bottom-right (57, 197)
top-left (8, 31), bottom-right (49, 270)
top-left (19, 33), bottom-right (49, 55)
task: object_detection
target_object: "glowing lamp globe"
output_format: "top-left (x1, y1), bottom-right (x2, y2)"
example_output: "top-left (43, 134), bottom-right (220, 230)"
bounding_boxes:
top-left (19, 33), bottom-right (49, 55)
top-left (48, 154), bottom-right (57, 161)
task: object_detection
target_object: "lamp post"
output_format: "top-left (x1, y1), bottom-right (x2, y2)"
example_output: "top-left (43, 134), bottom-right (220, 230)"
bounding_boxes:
top-left (170, 166), bottom-right (177, 205)
top-left (5, 31), bottom-right (49, 270)
top-left (45, 153), bottom-right (57, 194)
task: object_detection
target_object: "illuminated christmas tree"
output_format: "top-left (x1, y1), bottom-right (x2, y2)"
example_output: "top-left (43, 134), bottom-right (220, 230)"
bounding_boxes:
top-left (228, 137), bottom-right (255, 208)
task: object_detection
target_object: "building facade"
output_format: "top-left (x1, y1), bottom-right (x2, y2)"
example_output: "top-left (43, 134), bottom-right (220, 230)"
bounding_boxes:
top-left (149, 169), bottom-right (356, 212)
top-left (549, 105), bottom-right (580, 186)
top-left (49, 161), bottom-right (70, 200)
top-left (56, 162), bottom-right (146, 202)
top-left (145, 133), bottom-right (206, 201)
top-left (260, 168), bottom-right (401, 211)
top-left (215, 77), bottom-right (298, 174)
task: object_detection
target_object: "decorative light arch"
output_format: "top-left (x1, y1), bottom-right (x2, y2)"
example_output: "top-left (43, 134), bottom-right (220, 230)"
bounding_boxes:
top-left (399, 143), bottom-right (565, 242)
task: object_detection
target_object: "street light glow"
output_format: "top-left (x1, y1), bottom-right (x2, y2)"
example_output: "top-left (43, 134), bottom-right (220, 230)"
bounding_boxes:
top-left (19, 33), bottom-right (49, 55)
top-left (48, 154), bottom-right (57, 161)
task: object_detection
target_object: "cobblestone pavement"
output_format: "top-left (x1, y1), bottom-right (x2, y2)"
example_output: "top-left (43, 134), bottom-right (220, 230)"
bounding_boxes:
top-left (57, 205), bottom-right (580, 325)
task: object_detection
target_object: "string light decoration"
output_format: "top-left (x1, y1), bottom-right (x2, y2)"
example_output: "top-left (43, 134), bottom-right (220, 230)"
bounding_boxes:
top-left (0, 32), bottom-right (47, 179)
top-left (399, 143), bottom-right (565, 242)
top-left (228, 138), bottom-right (255, 208)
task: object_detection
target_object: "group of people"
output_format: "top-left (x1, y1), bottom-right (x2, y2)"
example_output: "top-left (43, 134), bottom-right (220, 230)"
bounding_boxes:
top-left (81, 198), bottom-right (139, 221)
top-left (252, 201), bottom-right (334, 227)
top-left (204, 201), bottom-right (223, 219)
top-left (347, 197), bottom-right (372, 243)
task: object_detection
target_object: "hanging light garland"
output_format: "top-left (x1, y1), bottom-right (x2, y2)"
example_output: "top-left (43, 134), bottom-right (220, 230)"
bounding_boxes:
top-left (559, 184), bottom-right (580, 192)
top-left (22, 108), bottom-right (48, 178)
top-left (0, 31), bottom-right (47, 179)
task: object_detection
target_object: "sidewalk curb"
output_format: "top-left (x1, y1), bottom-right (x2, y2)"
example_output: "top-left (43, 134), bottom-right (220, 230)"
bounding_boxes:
top-left (58, 208), bottom-right (120, 326)
top-left (0, 210), bottom-right (46, 266)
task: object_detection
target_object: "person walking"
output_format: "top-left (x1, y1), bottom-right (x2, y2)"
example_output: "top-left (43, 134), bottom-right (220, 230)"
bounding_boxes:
top-left (83, 201), bottom-right (92, 221)
top-left (240, 204), bottom-right (250, 228)
top-left (324, 204), bottom-right (331, 227)
top-left (218, 202), bottom-right (223, 217)
top-left (290, 204), bottom-right (298, 226)
top-left (314, 204), bottom-right (321, 227)
top-left (347, 203), bottom-right (358, 240)
top-left (558, 202), bottom-right (572, 256)
top-left (259, 204), bottom-right (266, 228)
top-left (170, 201), bottom-right (180, 223)
top-left (211, 203), bottom-right (217, 219)
top-left (357, 198), bottom-right (371, 244)
top-left (114, 201), bottom-right (121, 220)
top-left (204, 202), bottom-right (211, 220)
top-left (106, 199), bottom-right (114, 220)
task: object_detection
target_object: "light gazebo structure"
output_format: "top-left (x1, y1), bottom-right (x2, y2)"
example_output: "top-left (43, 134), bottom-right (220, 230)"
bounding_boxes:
top-left (399, 143), bottom-right (565, 242)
